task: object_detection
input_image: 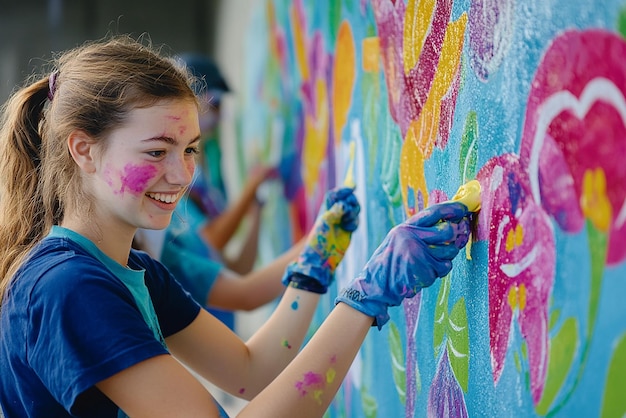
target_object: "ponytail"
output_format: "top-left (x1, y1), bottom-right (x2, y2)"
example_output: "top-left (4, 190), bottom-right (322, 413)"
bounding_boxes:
top-left (0, 77), bottom-right (51, 302)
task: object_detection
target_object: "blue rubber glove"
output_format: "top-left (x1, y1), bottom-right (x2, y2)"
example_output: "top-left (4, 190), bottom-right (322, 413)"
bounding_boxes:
top-left (335, 201), bottom-right (471, 329)
top-left (282, 187), bottom-right (360, 293)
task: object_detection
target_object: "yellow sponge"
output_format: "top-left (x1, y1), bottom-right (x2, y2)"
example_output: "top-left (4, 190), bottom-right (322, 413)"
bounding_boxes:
top-left (451, 179), bottom-right (481, 212)
top-left (450, 180), bottom-right (482, 259)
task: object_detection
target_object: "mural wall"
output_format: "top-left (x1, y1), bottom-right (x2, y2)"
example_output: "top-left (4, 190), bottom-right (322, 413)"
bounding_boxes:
top-left (236, 0), bottom-right (626, 416)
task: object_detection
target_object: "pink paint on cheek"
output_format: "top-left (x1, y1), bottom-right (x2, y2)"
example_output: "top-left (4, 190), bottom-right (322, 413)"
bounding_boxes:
top-left (120, 164), bottom-right (158, 194)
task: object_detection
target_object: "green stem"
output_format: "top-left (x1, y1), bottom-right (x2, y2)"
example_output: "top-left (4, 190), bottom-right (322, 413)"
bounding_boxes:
top-left (546, 220), bottom-right (607, 416)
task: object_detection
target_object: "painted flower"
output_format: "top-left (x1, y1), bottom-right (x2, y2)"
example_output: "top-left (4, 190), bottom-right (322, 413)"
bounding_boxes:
top-left (519, 29), bottom-right (626, 265)
top-left (476, 154), bottom-right (556, 404)
top-left (427, 348), bottom-right (469, 418)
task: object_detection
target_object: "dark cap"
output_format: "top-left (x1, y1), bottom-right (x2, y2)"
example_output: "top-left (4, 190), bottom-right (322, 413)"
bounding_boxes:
top-left (178, 52), bottom-right (231, 93)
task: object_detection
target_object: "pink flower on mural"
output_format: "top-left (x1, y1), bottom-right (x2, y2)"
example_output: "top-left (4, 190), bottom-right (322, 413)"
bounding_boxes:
top-left (519, 29), bottom-right (626, 265)
top-left (474, 29), bottom-right (626, 409)
top-left (476, 154), bottom-right (556, 404)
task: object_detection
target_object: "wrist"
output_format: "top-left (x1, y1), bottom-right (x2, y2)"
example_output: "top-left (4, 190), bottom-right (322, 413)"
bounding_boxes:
top-left (281, 260), bottom-right (333, 290)
top-left (288, 273), bottom-right (328, 294)
top-left (335, 282), bottom-right (390, 330)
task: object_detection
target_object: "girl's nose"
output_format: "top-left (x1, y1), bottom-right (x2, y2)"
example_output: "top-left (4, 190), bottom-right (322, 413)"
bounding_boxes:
top-left (166, 156), bottom-right (195, 186)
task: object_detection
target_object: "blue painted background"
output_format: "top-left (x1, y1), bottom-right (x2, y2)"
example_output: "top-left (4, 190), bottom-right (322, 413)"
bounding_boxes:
top-left (235, 1), bottom-right (626, 416)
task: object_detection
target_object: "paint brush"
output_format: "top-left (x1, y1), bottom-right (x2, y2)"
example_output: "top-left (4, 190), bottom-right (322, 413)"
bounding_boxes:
top-left (450, 179), bottom-right (482, 259)
top-left (343, 141), bottom-right (356, 188)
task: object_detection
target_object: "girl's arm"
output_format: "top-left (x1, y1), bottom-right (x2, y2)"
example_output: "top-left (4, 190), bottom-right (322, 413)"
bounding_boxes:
top-left (200, 166), bottom-right (275, 251)
top-left (167, 286), bottom-right (322, 399)
top-left (221, 200), bottom-right (262, 274)
top-left (96, 201), bottom-right (472, 417)
top-left (207, 237), bottom-right (306, 311)
top-left (96, 300), bottom-right (370, 418)
top-left (240, 303), bottom-right (372, 417)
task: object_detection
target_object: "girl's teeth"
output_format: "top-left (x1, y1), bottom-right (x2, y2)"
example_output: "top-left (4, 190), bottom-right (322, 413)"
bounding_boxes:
top-left (148, 192), bottom-right (178, 203)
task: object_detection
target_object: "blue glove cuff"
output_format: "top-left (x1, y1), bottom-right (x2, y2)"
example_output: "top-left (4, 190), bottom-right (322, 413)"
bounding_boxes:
top-left (288, 273), bottom-right (328, 294)
top-left (335, 286), bottom-right (390, 330)
top-left (281, 262), bottom-right (332, 293)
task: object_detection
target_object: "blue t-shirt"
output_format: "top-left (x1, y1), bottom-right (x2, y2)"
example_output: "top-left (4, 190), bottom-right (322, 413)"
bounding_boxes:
top-left (0, 227), bottom-right (229, 417)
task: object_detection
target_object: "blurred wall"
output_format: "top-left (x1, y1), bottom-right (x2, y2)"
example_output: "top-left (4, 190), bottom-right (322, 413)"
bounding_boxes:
top-left (228, 1), bottom-right (626, 417)
top-left (0, 0), bottom-right (220, 102)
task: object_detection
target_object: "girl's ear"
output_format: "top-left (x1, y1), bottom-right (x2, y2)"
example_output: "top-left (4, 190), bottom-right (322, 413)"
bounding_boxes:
top-left (67, 130), bottom-right (97, 174)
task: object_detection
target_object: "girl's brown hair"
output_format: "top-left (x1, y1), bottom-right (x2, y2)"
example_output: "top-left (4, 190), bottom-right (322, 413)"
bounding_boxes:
top-left (0, 35), bottom-right (198, 303)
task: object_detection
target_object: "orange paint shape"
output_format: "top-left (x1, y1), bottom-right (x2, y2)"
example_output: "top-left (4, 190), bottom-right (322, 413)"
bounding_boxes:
top-left (400, 128), bottom-right (428, 216)
top-left (333, 21), bottom-right (356, 145)
top-left (290, 3), bottom-right (309, 81)
top-left (302, 79), bottom-right (330, 197)
top-left (362, 37), bottom-right (380, 72)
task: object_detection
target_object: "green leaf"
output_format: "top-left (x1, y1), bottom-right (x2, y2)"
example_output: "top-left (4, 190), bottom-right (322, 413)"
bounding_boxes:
top-left (388, 322), bottom-right (407, 404)
top-left (434, 275), bottom-right (451, 357)
top-left (447, 297), bottom-right (469, 392)
top-left (379, 127), bottom-right (403, 205)
top-left (601, 333), bottom-right (626, 418)
top-left (459, 111), bottom-right (478, 182)
top-left (535, 317), bottom-right (579, 415)
top-left (618, 6), bottom-right (626, 38)
top-left (549, 308), bottom-right (561, 331)
top-left (361, 385), bottom-right (379, 418)
top-left (514, 351), bottom-right (522, 373)
top-left (586, 220), bottom-right (607, 337)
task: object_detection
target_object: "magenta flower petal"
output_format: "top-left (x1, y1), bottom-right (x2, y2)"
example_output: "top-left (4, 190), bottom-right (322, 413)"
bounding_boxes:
top-left (519, 29), bottom-right (626, 264)
top-left (477, 155), bottom-right (555, 403)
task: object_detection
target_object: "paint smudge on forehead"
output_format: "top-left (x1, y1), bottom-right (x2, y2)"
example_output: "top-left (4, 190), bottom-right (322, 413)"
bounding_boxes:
top-left (120, 163), bottom-right (158, 194)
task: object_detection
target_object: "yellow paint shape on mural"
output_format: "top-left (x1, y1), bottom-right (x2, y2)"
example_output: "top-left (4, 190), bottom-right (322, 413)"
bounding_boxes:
top-left (266, 1), bottom-right (278, 58)
top-left (428, 13), bottom-right (467, 99)
top-left (302, 78), bottom-right (330, 197)
top-left (414, 92), bottom-right (441, 158)
top-left (290, 4), bottom-right (309, 81)
top-left (403, 0), bottom-right (436, 75)
top-left (400, 126), bottom-right (428, 215)
top-left (507, 284), bottom-right (527, 311)
top-left (333, 21), bottom-right (356, 146)
top-left (413, 13), bottom-right (467, 158)
top-left (505, 224), bottom-right (524, 252)
top-left (362, 37), bottom-right (380, 72)
top-left (581, 167), bottom-right (612, 232)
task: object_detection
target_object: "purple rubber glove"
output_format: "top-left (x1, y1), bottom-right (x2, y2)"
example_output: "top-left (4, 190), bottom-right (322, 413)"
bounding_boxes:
top-left (282, 187), bottom-right (360, 294)
top-left (335, 201), bottom-right (471, 329)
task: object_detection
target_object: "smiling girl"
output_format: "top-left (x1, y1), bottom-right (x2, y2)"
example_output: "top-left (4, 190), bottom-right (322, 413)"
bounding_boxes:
top-left (0, 35), bottom-right (472, 417)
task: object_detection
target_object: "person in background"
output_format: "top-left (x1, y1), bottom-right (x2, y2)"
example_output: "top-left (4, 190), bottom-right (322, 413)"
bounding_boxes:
top-left (0, 34), bottom-right (474, 417)
top-left (134, 53), bottom-right (283, 330)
